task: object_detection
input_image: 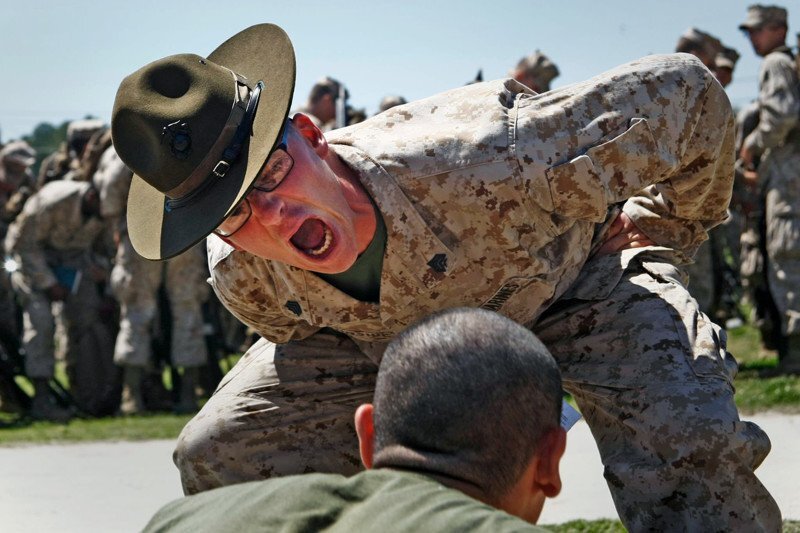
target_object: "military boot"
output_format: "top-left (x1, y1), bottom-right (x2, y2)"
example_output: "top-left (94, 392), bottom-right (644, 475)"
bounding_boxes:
top-left (174, 367), bottom-right (199, 414)
top-left (778, 334), bottom-right (800, 375)
top-left (119, 366), bottom-right (146, 415)
top-left (29, 378), bottom-right (72, 422)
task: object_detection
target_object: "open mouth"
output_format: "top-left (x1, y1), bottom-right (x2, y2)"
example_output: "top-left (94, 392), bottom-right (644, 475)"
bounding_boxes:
top-left (290, 218), bottom-right (333, 257)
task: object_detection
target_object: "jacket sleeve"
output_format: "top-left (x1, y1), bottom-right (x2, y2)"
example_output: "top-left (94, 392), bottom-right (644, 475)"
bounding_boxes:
top-left (744, 52), bottom-right (800, 155)
top-left (514, 53), bottom-right (735, 258)
top-left (4, 194), bottom-right (58, 291)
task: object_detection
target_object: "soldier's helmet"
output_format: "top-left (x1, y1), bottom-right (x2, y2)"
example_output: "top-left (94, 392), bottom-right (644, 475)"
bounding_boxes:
top-left (511, 51), bottom-right (559, 92)
top-left (66, 118), bottom-right (106, 157)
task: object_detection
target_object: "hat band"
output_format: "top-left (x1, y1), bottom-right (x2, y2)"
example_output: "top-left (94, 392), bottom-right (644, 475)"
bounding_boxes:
top-left (164, 72), bottom-right (251, 200)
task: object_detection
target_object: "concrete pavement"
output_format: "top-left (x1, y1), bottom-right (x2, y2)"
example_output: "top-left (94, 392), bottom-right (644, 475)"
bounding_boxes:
top-left (0, 412), bottom-right (797, 532)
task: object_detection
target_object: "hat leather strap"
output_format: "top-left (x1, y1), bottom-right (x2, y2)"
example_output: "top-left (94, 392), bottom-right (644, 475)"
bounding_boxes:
top-left (164, 72), bottom-right (251, 200)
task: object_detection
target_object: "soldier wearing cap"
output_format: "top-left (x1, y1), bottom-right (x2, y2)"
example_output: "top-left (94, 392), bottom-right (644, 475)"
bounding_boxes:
top-left (0, 141), bottom-right (37, 373)
top-left (292, 76), bottom-right (348, 132)
top-left (94, 145), bottom-right (209, 415)
top-left (675, 28), bottom-right (723, 69)
top-left (740, 4), bottom-right (800, 373)
top-left (715, 46), bottom-right (741, 88)
top-left (37, 118), bottom-right (106, 189)
top-left (4, 172), bottom-right (118, 419)
top-left (509, 51), bottom-right (559, 92)
top-left (111, 24), bottom-right (780, 530)
top-left (376, 95), bottom-right (407, 114)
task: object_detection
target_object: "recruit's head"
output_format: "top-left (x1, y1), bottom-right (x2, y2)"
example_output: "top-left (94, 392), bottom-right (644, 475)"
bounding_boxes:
top-left (739, 4), bottom-right (789, 56)
top-left (354, 307), bottom-right (566, 524)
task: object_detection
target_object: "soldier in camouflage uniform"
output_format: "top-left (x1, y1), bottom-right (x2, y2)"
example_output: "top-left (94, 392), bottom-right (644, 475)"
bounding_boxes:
top-left (0, 141), bottom-right (36, 412)
top-left (674, 27), bottom-right (723, 69)
top-left (740, 4), bottom-right (800, 372)
top-left (94, 146), bottom-right (209, 414)
top-left (111, 25), bottom-right (780, 531)
top-left (510, 51), bottom-right (558, 92)
top-left (4, 177), bottom-right (117, 419)
top-left (37, 119), bottom-right (105, 189)
top-left (291, 76), bottom-right (347, 132)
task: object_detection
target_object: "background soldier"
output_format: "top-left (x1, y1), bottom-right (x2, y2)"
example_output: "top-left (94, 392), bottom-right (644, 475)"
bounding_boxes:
top-left (0, 140), bottom-right (36, 413)
top-left (675, 27), bottom-right (723, 69)
top-left (36, 118), bottom-right (105, 189)
top-left (740, 4), bottom-right (800, 373)
top-left (291, 76), bottom-right (348, 131)
top-left (376, 95), bottom-right (407, 114)
top-left (95, 145), bottom-right (209, 415)
top-left (509, 51), bottom-right (559, 92)
top-left (5, 176), bottom-right (117, 419)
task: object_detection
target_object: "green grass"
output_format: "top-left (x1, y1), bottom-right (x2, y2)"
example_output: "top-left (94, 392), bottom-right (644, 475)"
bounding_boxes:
top-left (0, 324), bottom-right (798, 445)
top-left (543, 519), bottom-right (625, 532)
top-left (0, 412), bottom-right (194, 444)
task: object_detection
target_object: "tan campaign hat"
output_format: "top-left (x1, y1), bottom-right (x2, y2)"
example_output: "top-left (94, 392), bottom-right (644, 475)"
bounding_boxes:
top-left (739, 4), bottom-right (788, 30)
top-left (111, 23), bottom-right (296, 260)
top-left (511, 51), bottom-right (560, 91)
top-left (0, 140), bottom-right (36, 167)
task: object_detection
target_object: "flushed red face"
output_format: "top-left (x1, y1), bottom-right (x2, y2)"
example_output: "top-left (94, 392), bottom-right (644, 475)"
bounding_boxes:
top-left (218, 115), bottom-right (376, 274)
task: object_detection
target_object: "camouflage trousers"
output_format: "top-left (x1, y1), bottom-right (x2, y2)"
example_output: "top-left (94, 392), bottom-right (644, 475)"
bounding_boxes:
top-left (111, 235), bottom-right (208, 368)
top-left (763, 144), bottom-right (800, 336)
top-left (175, 253), bottom-right (780, 531)
top-left (14, 271), bottom-right (118, 414)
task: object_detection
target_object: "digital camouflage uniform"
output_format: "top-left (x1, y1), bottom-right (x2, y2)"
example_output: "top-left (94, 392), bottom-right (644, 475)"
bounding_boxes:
top-left (0, 141), bottom-right (37, 340)
top-left (4, 180), bottom-right (118, 415)
top-left (97, 146), bottom-right (210, 372)
top-left (176, 55), bottom-right (780, 530)
top-left (744, 45), bottom-right (800, 348)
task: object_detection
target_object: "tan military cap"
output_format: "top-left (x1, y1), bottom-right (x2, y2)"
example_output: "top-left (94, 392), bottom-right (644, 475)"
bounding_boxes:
top-left (0, 140), bottom-right (36, 167)
top-left (67, 119), bottom-right (106, 143)
top-left (678, 28), bottom-right (723, 60)
top-left (739, 4), bottom-right (788, 30)
top-left (378, 95), bottom-right (407, 113)
top-left (512, 51), bottom-right (560, 91)
top-left (715, 46), bottom-right (740, 70)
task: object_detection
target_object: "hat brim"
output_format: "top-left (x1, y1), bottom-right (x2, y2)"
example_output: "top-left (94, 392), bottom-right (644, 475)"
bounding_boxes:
top-left (126, 23), bottom-right (296, 260)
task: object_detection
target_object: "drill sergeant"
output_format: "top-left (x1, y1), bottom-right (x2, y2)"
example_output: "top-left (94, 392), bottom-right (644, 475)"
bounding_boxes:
top-left (112, 24), bottom-right (780, 530)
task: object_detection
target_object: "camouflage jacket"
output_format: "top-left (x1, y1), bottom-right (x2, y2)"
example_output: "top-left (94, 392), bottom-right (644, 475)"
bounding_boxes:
top-left (744, 45), bottom-right (800, 155)
top-left (208, 54), bottom-right (735, 358)
top-left (5, 180), bottom-right (110, 291)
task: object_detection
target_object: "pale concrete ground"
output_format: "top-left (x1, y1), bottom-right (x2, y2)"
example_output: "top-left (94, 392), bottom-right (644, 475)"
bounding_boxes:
top-left (0, 412), bottom-right (797, 533)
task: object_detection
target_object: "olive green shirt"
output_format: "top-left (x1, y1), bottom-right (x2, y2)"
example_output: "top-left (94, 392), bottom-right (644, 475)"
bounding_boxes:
top-left (143, 469), bottom-right (548, 532)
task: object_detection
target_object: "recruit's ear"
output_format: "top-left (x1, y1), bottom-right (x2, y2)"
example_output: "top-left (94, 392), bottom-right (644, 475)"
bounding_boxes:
top-left (354, 403), bottom-right (376, 469)
top-left (291, 113), bottom-right (328, 157)
top-left (534, 427), bottom-right (567, 498)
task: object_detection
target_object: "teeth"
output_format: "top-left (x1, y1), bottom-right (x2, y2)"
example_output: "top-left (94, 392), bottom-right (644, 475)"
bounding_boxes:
top-left (307, 226), bottom-right (332, 256)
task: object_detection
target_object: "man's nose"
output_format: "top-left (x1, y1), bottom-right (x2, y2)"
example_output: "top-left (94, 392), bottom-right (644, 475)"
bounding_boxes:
top-left (248, 191), bottom-right (285, 226)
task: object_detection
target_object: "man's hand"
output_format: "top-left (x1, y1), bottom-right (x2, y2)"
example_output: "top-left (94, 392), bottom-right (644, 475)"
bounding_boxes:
top-left (595, 212), bottom-right (655, 256)
top-left (46, 284), bottom-right (69, 302)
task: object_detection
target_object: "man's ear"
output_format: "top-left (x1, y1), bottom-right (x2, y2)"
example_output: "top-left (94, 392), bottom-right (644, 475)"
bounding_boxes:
top-left (354, 403), bottom-right (375, 469)
top-left (291, 113), bottom-right (328, 157)
top-left (533, 427), bottom-right (566, 498)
